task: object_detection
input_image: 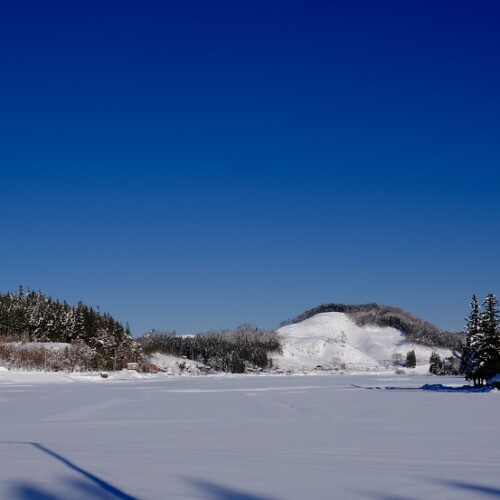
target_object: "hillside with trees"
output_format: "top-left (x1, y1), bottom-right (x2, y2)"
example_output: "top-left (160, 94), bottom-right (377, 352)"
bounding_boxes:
top-left (0, 287), bottom-right (144, 371)
top-left (138, 325), bottom-right (281, 373)
top-left (281, 303), bottom-right (463, 351)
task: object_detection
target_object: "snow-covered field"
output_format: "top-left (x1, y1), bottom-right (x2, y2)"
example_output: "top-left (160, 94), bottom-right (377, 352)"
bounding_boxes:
top-left (0, 371), bottom-right (498, 499)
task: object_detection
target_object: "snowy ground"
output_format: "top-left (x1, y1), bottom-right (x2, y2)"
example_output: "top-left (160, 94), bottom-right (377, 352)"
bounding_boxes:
top-left (0, 371), bottom-right (498, 500)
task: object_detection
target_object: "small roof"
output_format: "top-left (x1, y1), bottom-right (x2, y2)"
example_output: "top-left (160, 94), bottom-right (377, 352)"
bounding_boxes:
top-left (487, 374), bottom-right (500, 383)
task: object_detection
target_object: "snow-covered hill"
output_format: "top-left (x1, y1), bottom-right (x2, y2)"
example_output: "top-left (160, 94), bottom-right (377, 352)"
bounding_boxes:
top-left (272, 312), bottom-right (454, 372)
top-left (149, 352), bottom-right (209, 375)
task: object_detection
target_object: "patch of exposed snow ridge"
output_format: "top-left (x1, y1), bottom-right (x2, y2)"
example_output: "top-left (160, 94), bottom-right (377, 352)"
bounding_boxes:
top-left (272, 312), bottom-right (452, 372)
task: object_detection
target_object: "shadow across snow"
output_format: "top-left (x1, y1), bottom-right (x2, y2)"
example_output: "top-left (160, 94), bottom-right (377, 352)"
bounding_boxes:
top-left (3, 442), bottom-right (138, 500)
top-left (10, 485), bottom-right (57, 500)
top-left (362, 478), bottom-right (500, 500)
top-left (188, 478), bottom-right (280, 500)
top-left (432, 479), bottom-right (500, 497)
top-left (420, 384), bottom-right (495, 393)
top-left (350, 384), bottom-right (495, 393)
top-left (350, 384), bottom-right (418, 391)
top-left (11, 478), bottom-right (125, 500)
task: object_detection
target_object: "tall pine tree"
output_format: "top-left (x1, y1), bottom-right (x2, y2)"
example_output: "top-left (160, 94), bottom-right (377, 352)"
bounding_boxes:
top-left (460, 295), bottom-right (481, 385)
top-left (477, 293), bottom-right (500, 383)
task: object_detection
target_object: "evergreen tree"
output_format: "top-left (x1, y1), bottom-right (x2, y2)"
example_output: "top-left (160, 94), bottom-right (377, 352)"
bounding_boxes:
top-left (405, 350), bottom-right (416, 368)
top-left (429, 351), bottom-right (443, 375)
top-left (460, 295), bottom-right (482, 385)
top-left (477, 293), bottom-right (500, 382)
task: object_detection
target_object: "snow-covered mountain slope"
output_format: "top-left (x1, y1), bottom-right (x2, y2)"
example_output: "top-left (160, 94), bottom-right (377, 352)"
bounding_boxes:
top-left (272, 312), bottom-right (453, 372)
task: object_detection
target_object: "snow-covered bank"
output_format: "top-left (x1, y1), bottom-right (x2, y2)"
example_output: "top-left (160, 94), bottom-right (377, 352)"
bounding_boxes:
top-left (0, 369), bottom-right (149, 385)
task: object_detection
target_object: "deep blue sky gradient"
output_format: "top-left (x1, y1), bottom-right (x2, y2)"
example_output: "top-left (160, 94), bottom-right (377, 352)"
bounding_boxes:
top-left (1, 1), bottom-right (499, 334)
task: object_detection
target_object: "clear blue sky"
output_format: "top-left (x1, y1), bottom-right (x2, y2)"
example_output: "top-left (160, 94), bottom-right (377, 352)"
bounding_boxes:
top-left (1, 1), bottom-right (499, 335)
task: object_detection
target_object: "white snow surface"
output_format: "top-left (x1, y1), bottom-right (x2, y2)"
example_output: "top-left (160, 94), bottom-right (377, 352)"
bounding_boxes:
top-left (273, 312), bottom-right (453, 372)
top-left (0, 371), bottom-right (499, 499)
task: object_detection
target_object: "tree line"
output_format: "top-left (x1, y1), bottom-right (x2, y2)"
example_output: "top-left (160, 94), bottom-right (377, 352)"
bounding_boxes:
top-left (138, 324), bottom-right (281, 373)
top-left (0, 287), bottom-right (144, 370)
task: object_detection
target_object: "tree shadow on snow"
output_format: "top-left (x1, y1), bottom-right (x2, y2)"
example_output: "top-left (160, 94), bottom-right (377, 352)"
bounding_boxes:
top-left (419, 384), bottom-right (494, 393)
top-left (432, 479), bottom-right (500, 498)
top-left (11, 478), bottom-right (129, 500)
top-left (187, 478), bottom-right (280, 500)
top-left (9, 485), bottom-right (57, 500)
top-left (362, 479), bottom-right (500, 500)
top-left (350, 384), bottom-right (494, 392)
top-left (350, 384), bottom-right (418, 391)
top-left (3, 441), bottom-right (138, 500)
